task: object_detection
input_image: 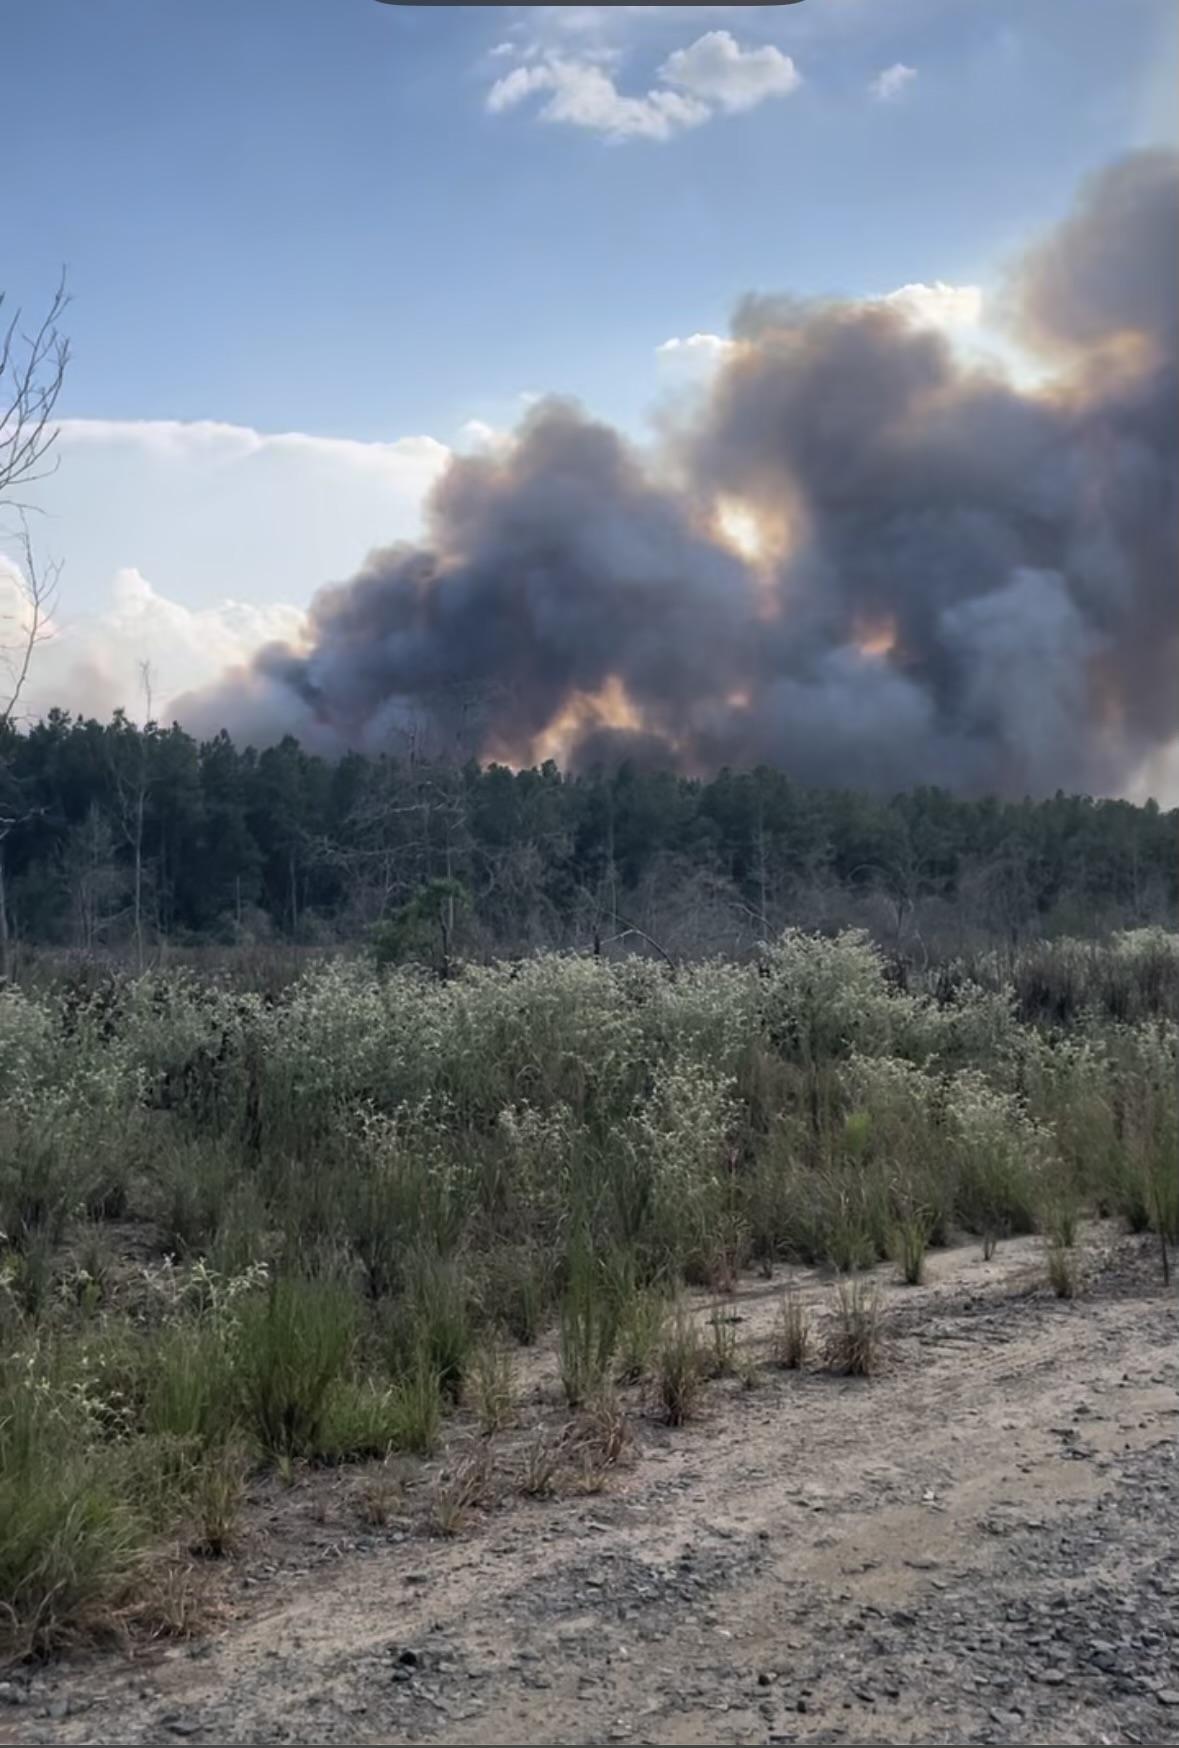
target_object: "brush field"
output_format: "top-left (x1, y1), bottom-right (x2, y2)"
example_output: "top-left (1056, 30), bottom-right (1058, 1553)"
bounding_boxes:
top-left (0, 928), bottom-right (1176, 1744)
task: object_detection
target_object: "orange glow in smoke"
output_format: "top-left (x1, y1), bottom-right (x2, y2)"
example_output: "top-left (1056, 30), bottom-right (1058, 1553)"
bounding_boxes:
top-left (726, 687), bottom-right (752, 710)
top-left (528, 673), bottom-right (644, 767)
top-left (714, 498), bottom-right (766, 564)
top-left (853, 615), bottom-right (898, 659)
top-left (711, 497), bottom-right (787, 621)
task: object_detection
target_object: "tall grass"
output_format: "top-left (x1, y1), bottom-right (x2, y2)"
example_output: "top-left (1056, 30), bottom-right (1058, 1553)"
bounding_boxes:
top-left (0, 1374), bottom-right (146, 1659)
top-left (559, 1235), bottom-right (621, 1408)
top-left (234, 1275), bottom-right (357, 1459)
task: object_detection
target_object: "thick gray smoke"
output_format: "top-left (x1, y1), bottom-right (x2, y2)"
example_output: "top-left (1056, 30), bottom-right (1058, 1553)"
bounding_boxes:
top-left (177, 151), bottom-right (1179, 797)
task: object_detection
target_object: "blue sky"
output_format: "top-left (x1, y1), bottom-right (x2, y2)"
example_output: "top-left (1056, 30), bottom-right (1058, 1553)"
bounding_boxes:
top-left (3, 0), bottom-right (1177, 724)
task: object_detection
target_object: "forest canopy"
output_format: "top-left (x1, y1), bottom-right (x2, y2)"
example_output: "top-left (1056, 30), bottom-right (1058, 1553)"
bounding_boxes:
top-left (0, 710), bottom-right (1173, 965)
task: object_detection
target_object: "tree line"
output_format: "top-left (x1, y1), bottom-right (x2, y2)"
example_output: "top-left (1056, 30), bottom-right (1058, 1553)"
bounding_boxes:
top-left (0, 708), bottom-right (1174, 972)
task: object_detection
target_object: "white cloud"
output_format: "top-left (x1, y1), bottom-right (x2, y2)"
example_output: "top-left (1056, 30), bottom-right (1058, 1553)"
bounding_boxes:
top-left (486, 63), bottom-right (558, 114)
top-left (656, 332), bottom-right (736, 367)
top-left (487, 29), bottom-right (801, 142)
top-left (656, 287), bottom-right (985, 381)
top-left (488, 56), bottom-right (709, 141)
top-left (56, 418), bottom-right (448, 485)
top-left (870, 62), bottom-right (917, 102)
top-left (0, 554), bottom-right (307, 726)
top-left (456, 418), bottom-right (514, 456)
top-left (880, 281), bottom-right (984, 331)
top-left (658, 30), bottom-right (800, 114)
top-left (5, 416), bottom-right (453, 722)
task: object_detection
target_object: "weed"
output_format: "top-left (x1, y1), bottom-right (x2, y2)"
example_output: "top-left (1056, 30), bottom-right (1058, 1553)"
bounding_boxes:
top-left (615, 1283), bottom-right (668, 1384)
top-left (735, 1345), bottom-right (762, 1390)
top-left (655, 1310), bottom-right (704, 1426)
top-left (1045, 1242), bottom-right (1079, 1299)
top-left (706, 1305), bottom-right (739, 1377)
top-left (559, 1236), bottom-right (619, 1408)
top-left (384, 1360), bottom-right (443, 1457)
top-left (891, 1209), bottom-right (931, 1286)
top-left (468, 1337), bottom-right (515, 1436)
top-left (144, 1324), bottom-right (235, 1448)
top-left (188, 1440), bottom-right (248, 1557)
top-left (234, 1274), bottom-right (356, 1460)
top-left (577, 1388), bottom-right (630, 1469)
top-left (770, 1286), bottom-right (810, 1369)
top-left (824, 1279), bottom-right (883, 1377)
top-left (479, 1244), bottom-right (552, 1347)
top-left (428, 1445), bottom-right (490, 1537)
top-left (1041, 1190), bottom-right (1080, 1250)
top-left (354, 1463), bottom-right (403, 1528)
top-left (402, 1254), bottom-right (472, 1403)
top-left (0, 1384), bottom-right (146, 1660)
top-left (519, 1430), bottom-right (562, 1499)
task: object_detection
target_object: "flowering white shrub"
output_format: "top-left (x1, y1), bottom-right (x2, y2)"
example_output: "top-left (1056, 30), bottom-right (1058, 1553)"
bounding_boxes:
top-left (759, 928), bottom-right (918, 1063)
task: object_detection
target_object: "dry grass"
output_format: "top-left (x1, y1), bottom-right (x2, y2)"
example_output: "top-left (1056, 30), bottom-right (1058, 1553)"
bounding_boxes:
top-left (655, 1310), bottom-right (705, 1426)
top-left (1045, 1242), bottom-right (1080, 1300)
top-left (770, 1285), bottom-right (810, 1369)
top-left (518, 1430), bottom-right (563, 1499)
top-left (824, 1279), bottom-right (884, 1377)
top-left (426, 1445), bottom-right (492, 1538)
top-left (892, 1210), bottom-right (931, 1286)
top-left (468, 1337), bottom-right (515, 1436)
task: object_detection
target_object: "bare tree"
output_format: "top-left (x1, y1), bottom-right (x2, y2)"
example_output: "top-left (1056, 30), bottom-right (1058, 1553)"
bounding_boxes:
top-left (1, 273), bottom-right (70, 505)
top-left (1, 512), bottom-right (62, 728)
top-left (0, 275), bottom-right (70, 979)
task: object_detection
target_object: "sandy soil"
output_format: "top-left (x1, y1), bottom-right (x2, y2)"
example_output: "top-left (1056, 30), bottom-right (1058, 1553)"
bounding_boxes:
top-left (4, 1226), bottom-right (1176, 1747)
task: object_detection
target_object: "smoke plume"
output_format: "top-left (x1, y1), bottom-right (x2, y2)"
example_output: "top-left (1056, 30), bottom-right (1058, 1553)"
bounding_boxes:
top-left (177, 151), bottom-right (1179, 797)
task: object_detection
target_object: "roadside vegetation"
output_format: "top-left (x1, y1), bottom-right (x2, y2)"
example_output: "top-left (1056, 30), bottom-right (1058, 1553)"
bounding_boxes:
top-left (0, 925), bottom-right (1176, 1658)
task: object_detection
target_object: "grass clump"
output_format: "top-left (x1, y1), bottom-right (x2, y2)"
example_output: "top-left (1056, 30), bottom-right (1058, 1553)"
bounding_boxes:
top-left (428, 1445), bottom-right (491, 1537)
top-left (705, 1305), bottom-right (739, 1377)
top-left (187, 1439), bottom-right (249, 1557)
top-left (233, 1274), bottom-right (356, 1460)
top-left (771, 1285), bottom-right (810, 1369)
top-left (398, 1254), bottom-right (473, 1404)
top-left (559, 1236), bottom-right (620, 1409)
top-left (0, 1380), bottom-right (146, 1659)
top-left (891, 1208), bottom-right (932, 1286)
top-left (383, 1361), bottom-right (443, 1456)
top-left (519, 1430), bottom-right (562, 1499)
top-left (824, 1279), bottom-right (884, 1377)
top-left (468, 1337), bottom-right (515, 1435)
top-left (615, 1283), bottom-right (668, 1384)
top-left (655, 1309), bottom-right (705, 1426)
top-left (1045, 1242), bottom-right (1079, 1299)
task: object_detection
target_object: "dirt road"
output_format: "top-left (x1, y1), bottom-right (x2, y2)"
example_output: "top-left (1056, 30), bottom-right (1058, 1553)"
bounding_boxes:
top-left (5, 1229), bottom-right (1176, 1746)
